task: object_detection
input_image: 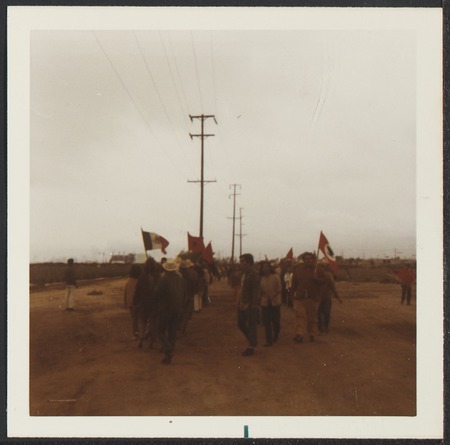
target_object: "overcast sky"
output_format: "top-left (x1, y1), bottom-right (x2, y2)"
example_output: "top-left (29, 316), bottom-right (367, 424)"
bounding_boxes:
top-left (29, 26), bottom-right (417, 263)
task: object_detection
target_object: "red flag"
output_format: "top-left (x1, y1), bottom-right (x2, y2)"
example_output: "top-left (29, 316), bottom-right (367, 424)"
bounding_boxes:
top-left (187, 232), bottom-right (205, 253)
top-left (318, 231), bottom-right (338, 273)
top-left (202, 242), bottom-right (214, 264)
top-left (286, 247), bottom-right (294, 261)
top-left (142, 230), bottom-right (169, 254)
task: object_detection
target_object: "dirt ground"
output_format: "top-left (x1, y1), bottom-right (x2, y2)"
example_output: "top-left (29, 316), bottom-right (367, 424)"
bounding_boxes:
top-left (29, 277), bottom-right (416, 417)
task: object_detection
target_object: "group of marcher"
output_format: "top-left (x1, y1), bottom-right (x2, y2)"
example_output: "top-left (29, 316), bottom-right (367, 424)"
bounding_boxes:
top-left (123, 257), bottom-right (211, 364)
top-left (234, 252), bottom-right (343, 357)
top-left (62, 253), bottom-right (415, 364)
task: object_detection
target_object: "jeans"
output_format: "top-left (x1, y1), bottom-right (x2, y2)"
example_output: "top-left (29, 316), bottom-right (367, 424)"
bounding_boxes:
top-left (261, 305), bottom-right (281, 344)
top-left (401, 285), bottom-right (412, 304)
top-left (158, 311), bottom-right (182, 356)
top-left (318, 298), bottom-right (332, 333)
top-left (237, 307), bottom-right (259, 348)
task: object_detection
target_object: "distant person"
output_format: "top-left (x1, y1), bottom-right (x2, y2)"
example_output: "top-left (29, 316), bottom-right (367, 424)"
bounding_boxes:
top-left (259, 261), bottom-right (282, 347)
top-left (284, 264), bottom-right (293, 307)
top-left (316, 262), bottom-right (343, 334)
top-left (237, 253), bottom-right (261, 356)
top-left (397, 263), bottom-right (415, 305)
top-left (291, 252), bottom-right (320, 343)
top-left (64, 258), bottom-right (77, 311)
top-left (124, 264), bottom-right (141, 338)
top-left (193, 263), bottom-right (205, 312)
top-left (155, 258), bottom-right (186, 364)
top-left (133, 257), bottom-right (161, 348)
top-left (202, 262), bottom-right (211, 307)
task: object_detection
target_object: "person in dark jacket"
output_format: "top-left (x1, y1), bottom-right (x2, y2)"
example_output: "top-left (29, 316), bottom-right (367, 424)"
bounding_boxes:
top-left (237, 253), bottom-right (261, 357)
top-left (316, 261), bottom-right (343, 334)
top-left (133, 257), bottom-right (161, 348)
top-left (156, 258), bottom-right (186, 364)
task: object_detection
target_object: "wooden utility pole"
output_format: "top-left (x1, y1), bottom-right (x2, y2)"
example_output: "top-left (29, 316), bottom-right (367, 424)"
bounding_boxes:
top-left (237, 207), bottom-right (247, 256)
top-left (228, 184), bottom-right (241, 262)
top-left (188, 114), bottom-right (217, 238)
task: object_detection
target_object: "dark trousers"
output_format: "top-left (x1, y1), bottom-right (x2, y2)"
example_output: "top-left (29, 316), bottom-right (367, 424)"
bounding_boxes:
top-left (318, 298), bottom-right (332, 333)
top-left (401, 285), bottom-right (412, 304)
top-left (261, 305), bottom-right (281, 344)
top-left (179, 295), bottom-right (194, 334)
top-left (237, 307), bottom-right (258, 348)
top-left (158, 312), bottom-right (181, 357)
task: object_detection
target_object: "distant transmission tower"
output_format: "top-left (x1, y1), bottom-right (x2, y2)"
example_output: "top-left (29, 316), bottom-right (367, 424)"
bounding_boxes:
top-left (228, 184), bottom-right (241, 262)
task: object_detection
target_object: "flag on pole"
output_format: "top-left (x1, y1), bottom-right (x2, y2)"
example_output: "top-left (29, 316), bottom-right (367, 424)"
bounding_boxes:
top-left (202, 242), bottom-right (214, 264)
top-left (187, 232), bottom-right (205, 253)
top-left (318, 231), bottom-right (338, 273)
top-left (141, 229), bottom-right (169, 254)
top-left (286, 247), bottom-right (294, 261)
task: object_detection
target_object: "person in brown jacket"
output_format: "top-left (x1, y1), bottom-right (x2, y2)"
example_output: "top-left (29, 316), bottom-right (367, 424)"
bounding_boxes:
top-left (291, 252), bottom-right (320, 343)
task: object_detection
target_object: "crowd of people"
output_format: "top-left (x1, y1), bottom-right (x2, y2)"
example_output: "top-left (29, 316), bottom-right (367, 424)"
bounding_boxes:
top-left (123, 256), bottom-right (212, 364)
top-left (62, 252), bottom-right (415, 364)
top-left (234, 252), bottom-right (343, 357)
top-left (121, 251), bottom-right (344, 362)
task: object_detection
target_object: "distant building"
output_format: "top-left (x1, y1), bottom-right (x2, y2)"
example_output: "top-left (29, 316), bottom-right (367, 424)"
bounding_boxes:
top-left (109, 253), bottom-right (135, 264)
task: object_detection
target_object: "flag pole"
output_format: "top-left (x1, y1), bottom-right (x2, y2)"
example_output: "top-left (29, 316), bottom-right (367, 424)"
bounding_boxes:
top-left (315, 231), bottom-right (322, 276)
top-left (141, 227), bottom-right (148, 259)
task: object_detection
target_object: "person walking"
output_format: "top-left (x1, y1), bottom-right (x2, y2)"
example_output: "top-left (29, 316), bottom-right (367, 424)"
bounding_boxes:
top-left (316, 262), bottom-right (343, 334)
top-left (64, 258), bottom-right (77, 311)
top-left (237, 253), bottom-right (261, 357)
top-left (124, 264), bottom-right (141, 338)
top-left (133, 257), bottom-right (161, 349)
top-left (156, 258), bottom-right (186, 364)
top-left (259, 261), bottom-right (282, 347)
top-left (291, 252), bottom-right (321, 343)
top-left (397, 263), bottom-right (415, 305)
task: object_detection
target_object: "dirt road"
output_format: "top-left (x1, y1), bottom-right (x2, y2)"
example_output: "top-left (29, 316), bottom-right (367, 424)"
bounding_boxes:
top-left (30, 277), bottom-right (416, 416)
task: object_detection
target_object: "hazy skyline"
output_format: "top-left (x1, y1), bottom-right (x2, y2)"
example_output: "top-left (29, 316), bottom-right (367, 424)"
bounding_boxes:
top-left (29, 27), bottom-right (417, 263)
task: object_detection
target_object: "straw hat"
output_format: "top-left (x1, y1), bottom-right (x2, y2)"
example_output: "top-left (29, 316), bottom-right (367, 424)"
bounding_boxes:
top-left (162, 258), bottom-right (180, 272)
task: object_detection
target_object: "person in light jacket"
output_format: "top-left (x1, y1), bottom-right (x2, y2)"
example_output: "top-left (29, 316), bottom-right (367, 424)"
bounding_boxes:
top-left (259, 261), bottom-right (282, 347)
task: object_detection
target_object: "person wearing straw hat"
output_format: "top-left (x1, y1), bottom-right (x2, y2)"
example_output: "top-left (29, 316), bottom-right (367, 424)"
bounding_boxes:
top-left (155, 258), bottom-right (186, 364)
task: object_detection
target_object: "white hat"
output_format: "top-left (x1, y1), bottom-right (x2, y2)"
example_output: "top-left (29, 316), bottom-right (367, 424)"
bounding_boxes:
top-left (162, 258), bottom-right (179, 272)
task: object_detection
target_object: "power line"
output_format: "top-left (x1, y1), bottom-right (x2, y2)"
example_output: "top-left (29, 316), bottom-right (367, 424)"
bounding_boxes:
top-left (134, 31), bottom-right (192, 170)
top-left (92, 31), bottom-right (186, 177)
top-left (159, 31), bottom-right (190, 127)
top-left (209, 32), bottom-right (218, 115)
top-left (190, 32), bottom-right (204, 111)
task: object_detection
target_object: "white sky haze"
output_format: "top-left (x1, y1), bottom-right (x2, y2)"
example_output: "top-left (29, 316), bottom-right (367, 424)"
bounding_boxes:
top-left (20, 8), bottom-right (430, 265)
